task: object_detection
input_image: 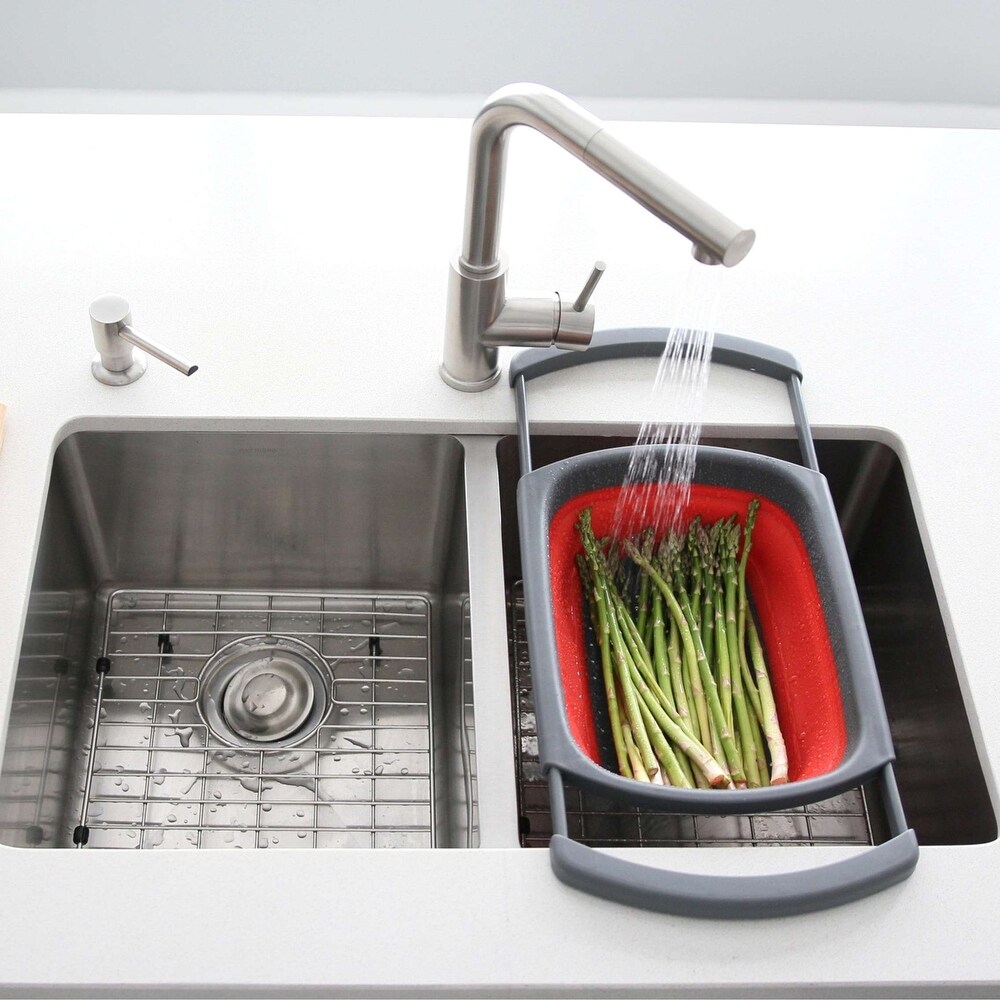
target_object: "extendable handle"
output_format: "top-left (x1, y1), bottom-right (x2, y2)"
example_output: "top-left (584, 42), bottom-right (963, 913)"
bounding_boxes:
top-left (89, 294), bottom-right (199, 386)
top-left (547, 769), bottom-right (918, 919)
top-left (509, 327), bottom-right (801, 385)
top-left (511, 328), bottom-right (817, 476)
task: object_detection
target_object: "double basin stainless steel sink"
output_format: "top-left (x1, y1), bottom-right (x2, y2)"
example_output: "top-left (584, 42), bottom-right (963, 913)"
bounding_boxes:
top-left (0, 426), bottom-right (994, 850)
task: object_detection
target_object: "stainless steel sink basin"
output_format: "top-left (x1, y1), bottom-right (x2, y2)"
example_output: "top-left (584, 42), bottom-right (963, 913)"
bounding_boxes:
top-left (0, 430), bottom-right (489, 849)
top-left (497, 432), bottom-right (997, 849)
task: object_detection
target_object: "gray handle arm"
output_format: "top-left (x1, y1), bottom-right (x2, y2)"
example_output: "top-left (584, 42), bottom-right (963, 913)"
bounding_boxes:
top-left (511, 327), bottom-right (817, 475)
top-left (508, 328), bottom-right (802, 385)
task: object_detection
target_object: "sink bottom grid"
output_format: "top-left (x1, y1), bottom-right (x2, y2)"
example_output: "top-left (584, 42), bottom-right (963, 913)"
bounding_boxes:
top-left (510, 583), bottom-right (874, 849)
top-left (75, 588), bottom-right (436, 849)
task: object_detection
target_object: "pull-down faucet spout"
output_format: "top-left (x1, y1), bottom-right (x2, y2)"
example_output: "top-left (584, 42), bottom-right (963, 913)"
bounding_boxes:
top-left (441, 83), bottom-right (755, 391)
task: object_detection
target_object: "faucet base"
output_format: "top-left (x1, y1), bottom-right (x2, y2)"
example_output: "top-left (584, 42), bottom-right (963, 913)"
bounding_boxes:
top-left (91, 351), bottom-right (147, 386)
top-left (438, 362), bottom-right (502, 392)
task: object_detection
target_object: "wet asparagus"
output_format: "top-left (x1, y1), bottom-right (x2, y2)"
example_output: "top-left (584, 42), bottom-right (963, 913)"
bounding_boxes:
top-left (574, 499), bottom-right (789, 790)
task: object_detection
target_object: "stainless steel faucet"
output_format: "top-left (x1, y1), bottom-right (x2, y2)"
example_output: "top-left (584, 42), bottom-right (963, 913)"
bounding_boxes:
top-left (89, 294), bottom-right (198, 385)
top-left (440, 84), bottom-right (756, 391)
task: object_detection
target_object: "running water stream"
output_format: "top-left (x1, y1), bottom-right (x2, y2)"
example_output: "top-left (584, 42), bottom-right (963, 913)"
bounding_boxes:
top-left (611, 260), bottom-right (725, 542)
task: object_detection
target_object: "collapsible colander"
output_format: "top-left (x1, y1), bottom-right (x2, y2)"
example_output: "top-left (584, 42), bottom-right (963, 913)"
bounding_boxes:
top-left (512, 328), bottom-right (918, 918)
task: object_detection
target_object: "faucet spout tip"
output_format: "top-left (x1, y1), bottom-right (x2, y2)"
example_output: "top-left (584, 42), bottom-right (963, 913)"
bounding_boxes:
top-left (693, 228), bottom-right (756, 267)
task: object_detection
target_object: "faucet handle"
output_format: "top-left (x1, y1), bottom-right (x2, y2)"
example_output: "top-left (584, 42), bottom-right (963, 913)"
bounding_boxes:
top-left (571, 260), bottom-right (606, 312)
top-left (555, 260), bottom-right (605, 350)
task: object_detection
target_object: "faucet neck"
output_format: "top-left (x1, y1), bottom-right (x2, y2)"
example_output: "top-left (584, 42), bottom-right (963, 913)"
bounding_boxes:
top-left (459, 83), bottom-right (754, 271)
top-left (460, 85), bottom-right (603, 271)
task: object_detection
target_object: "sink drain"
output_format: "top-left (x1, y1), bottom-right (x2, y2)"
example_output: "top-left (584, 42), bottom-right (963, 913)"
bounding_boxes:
top-left (199, 635), bottom-right (331, 748)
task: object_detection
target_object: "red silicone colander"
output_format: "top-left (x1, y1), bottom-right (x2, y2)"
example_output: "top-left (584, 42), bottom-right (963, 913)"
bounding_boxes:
top-left (547, 481), bottom-right (847, 784)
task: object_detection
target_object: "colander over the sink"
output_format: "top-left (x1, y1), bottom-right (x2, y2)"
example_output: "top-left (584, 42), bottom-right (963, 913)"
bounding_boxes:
top-left (510, 328), bottom-right (918, 918)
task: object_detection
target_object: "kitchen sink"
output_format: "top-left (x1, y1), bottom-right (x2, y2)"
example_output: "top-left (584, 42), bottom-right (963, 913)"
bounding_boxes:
top-left (497, 432), bottom-right (997, 849)
top-left (5, 422), bottom-right (992, 854)
top-left (0, 430), bottom-right (482, 849)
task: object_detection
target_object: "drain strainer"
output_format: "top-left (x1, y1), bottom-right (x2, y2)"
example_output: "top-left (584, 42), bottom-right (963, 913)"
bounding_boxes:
top-left (199, 635), bottom-right (331, 748)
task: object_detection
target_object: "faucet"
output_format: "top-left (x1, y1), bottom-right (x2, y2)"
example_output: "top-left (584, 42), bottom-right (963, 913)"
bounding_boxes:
top-left (89, 294), bottom-right (198, 385)
top-left (440, 84), bottom-right (755, 391)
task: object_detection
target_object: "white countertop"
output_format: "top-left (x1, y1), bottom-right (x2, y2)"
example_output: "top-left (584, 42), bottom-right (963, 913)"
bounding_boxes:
top-left (0, 111), bottom-right (998, 995)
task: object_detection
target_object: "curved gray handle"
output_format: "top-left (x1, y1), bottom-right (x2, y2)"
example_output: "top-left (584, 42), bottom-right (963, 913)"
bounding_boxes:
top-left (508, 328), bottom-right (802, 385)
top-left (546, 765), bottom-right (917, 918)
top-left (511, 327), bottom-right (817, 474)
top-left (550, 830), bottom-right (919, 919)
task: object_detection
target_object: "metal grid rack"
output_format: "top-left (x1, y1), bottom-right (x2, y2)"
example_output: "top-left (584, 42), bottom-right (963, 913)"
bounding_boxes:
top-left (459, 597), bottom-right (479, 847)
top-left (0, 592), bottom-right (82, 846)
top-left (77, 589), bottom-right (435, 849)
top-left (510, 584), bottom-right (873, 849)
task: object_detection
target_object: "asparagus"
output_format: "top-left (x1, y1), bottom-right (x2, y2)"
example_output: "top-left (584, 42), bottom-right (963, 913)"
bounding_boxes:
top-left (650, 588), bottom-right (672, 703)
top-left (721, 523), bottom-right (762, 787)
top-left (573, 499), bottom-right (789, 792)
top-left (576, 554), bottom-right (630, 778)
top-left (626, 540), bottom-right (746, 787)
top-left (580, 520), bottom-right (660, 782)
top-left (749, 616), bottom-right (789, 785)
top-left (735, 499), bottom-right (789, 786)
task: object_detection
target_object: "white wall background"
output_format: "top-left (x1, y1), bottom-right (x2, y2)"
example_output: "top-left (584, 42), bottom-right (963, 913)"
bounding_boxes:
top-left (2, 0), bottom-right (999, 125)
